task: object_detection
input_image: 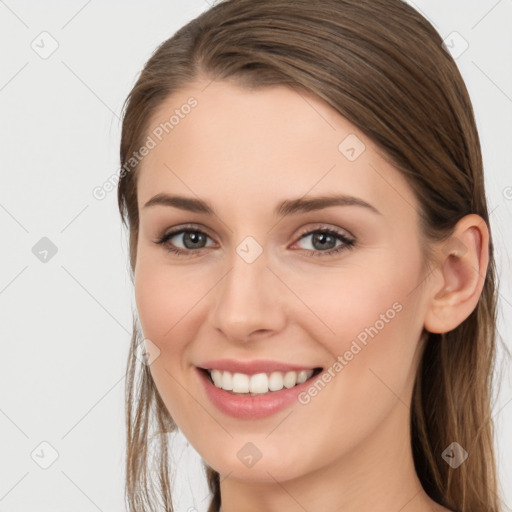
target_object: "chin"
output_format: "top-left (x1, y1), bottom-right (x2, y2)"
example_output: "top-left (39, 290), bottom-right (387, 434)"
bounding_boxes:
top-left (203, 447), bottom-right (311, 484)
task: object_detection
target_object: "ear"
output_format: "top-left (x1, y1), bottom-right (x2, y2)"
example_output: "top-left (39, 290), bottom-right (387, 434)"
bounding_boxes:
top-left (423, 214), bottom-right (490, 334)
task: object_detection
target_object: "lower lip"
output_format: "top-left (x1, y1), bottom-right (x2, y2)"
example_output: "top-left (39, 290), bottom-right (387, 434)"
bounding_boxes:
top-left (196, 367), bottom-right (319, 419)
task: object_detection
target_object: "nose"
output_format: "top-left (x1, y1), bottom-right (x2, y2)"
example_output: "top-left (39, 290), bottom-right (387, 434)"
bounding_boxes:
top-left (208, 247), bottom-right (287, 343)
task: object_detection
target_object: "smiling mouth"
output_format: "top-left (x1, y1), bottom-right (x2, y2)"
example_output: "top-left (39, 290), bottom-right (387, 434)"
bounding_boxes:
top-left (199, 367), bottom-right (323, 396)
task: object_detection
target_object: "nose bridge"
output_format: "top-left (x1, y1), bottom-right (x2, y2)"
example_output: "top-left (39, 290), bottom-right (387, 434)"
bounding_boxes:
top-left (209, 239), bottom-right (285, 341)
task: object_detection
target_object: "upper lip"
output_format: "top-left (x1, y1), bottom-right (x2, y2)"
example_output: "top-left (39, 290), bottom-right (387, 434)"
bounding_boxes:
top-left (197, 359), bottom-right (321, 375)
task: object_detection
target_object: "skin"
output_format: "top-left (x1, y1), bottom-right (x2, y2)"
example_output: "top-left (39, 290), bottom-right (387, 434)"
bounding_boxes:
top-left (133, 79), bottom-right (489, 511)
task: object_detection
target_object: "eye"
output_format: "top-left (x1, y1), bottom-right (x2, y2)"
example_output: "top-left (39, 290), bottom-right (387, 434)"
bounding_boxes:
top-left (153, 225), bottom-right (215, 256)
top-left (153, 224), bottom-right (355, 258)
top-left (292, 227), bottom-right (355, 257)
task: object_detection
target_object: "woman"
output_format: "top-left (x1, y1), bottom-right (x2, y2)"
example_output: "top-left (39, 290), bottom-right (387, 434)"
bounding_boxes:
top-left (117, 0), bottom-right (501, 510)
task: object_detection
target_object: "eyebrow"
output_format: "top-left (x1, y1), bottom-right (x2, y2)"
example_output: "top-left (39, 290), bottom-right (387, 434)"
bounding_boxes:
top-left (142, 193), bottom-right (382, 217)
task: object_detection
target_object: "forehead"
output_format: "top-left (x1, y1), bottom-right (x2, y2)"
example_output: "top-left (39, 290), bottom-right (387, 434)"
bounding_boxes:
top-left (136, 80), bottom-right (417, 220)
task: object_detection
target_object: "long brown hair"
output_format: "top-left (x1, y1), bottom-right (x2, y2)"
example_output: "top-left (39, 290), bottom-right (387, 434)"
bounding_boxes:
top-left (117, 1), bottom-right (503, 510)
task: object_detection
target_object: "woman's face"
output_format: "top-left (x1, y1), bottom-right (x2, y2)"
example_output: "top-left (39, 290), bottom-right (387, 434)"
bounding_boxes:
top-left (134, 80), bottom-right (434, 483)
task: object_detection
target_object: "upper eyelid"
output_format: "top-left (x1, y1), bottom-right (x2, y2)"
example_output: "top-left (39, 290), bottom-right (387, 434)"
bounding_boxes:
top-left (162, 224), bottom-right (216, 242)
top-left (295, 224), bottom-right (354, 240)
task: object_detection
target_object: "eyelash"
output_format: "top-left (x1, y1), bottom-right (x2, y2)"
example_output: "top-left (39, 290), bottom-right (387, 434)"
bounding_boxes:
top-left (153, 224), bottom-right (355, 258)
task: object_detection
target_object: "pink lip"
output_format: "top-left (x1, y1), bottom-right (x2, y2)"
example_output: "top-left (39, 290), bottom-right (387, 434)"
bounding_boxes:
top-left (196, 366), bottom-right (322, 420)
top-left (197, 358), bottom-right (319, 375)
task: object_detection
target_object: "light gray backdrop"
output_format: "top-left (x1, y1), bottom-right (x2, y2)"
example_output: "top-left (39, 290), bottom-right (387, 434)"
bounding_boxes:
top-left (0, 1), bottom-right (511, 511)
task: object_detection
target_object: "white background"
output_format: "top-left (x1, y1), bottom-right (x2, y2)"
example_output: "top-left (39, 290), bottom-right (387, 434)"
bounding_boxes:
top-left (0, 1), bottom-right (510, 511)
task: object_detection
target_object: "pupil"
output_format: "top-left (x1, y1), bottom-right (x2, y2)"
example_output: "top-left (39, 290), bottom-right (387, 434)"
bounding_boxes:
top-left (185, 231), bottom-right (205, 248)
top-left (313, 233), bottom-right (335, 250)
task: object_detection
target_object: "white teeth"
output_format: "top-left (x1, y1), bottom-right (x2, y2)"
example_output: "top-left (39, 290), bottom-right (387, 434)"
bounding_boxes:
top-left (221, 370), bottom-right (233, 391)
top-left (283, 371), bottom-right (297, 388)
top-left (207, 369), bottom-right (315, 394)
top-left (296, 370), bottom-right (309, 384)
top-left (249, 373), bottom-right (268, 394)
top-left (232, 373), bottom-right (249, 393)
top-left (211, 369), bottom-right (223, 387)
top-left (268, 371), bottom-right (284, 391)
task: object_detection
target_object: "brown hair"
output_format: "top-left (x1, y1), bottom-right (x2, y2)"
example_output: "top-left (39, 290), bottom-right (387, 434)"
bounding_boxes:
top-left (117, 1), bottom-right (503, 510)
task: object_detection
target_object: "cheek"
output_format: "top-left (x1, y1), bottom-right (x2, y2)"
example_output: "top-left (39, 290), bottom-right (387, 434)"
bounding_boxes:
top-left (134, 260), bottom-right (205, 424)
top-left (287, 259), bottom-right (416, 342)
top-left (134, 256), bottom-right (203, 344)
top-left (135, 265), bottom-right (171, 342)
top-left (277, 261), bottom-right (424, 467)
top-left (289, 255), bottom-right (424, 396)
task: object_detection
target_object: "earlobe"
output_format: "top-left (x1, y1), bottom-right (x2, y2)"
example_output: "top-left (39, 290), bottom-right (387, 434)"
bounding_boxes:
top-left (423, 214), bottom-right (490, 334)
